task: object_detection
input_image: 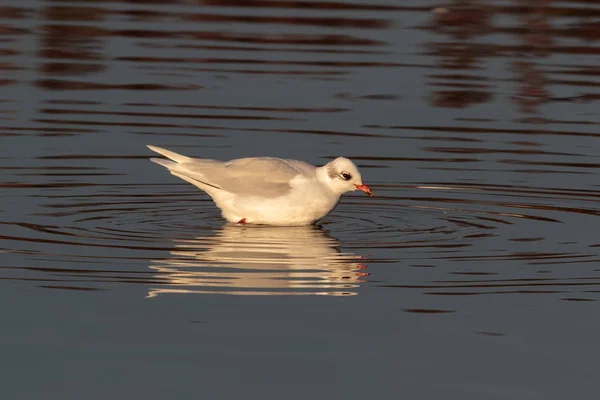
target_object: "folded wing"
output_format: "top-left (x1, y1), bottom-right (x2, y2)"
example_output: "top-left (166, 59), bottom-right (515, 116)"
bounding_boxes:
top-left (148, 146), bottom-right (313, 198)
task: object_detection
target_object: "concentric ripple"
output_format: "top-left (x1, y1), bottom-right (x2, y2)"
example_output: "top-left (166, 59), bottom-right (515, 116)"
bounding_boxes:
top-left (4, 168), bottom-right (600, 299)
top-left (1, 180), bottom-right (371, 296)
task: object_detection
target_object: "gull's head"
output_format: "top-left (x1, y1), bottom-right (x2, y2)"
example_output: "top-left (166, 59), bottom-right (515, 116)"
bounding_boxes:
top-left (320, 157), bottom-right (373, 196)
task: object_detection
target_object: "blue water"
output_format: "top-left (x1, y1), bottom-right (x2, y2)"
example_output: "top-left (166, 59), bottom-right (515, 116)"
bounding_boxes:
top-left (2, 1), bottom-right (600, 398)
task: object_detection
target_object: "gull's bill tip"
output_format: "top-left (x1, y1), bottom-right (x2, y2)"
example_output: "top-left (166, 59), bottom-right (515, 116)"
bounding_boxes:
top-left (355, 184), bottom-right (374, 196)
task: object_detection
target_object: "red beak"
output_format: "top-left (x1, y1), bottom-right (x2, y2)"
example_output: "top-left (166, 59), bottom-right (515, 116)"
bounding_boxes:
top-left (354, 184), bottom-right (374, 196)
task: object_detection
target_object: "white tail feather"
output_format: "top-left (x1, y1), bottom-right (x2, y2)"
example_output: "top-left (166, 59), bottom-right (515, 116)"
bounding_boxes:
top-left (149, 157), bottom-right (177, 169)
top-left (147, 145), bottom-right (189, 163)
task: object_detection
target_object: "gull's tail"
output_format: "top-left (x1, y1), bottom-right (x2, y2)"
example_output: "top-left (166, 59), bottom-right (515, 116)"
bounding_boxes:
top-left (146, 145), bottom-right (224, 194)
top-left (147, 145), bottom-right (190, 168)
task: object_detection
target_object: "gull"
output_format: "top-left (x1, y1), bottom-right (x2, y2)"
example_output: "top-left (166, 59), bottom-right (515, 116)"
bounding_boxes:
top-left (147, 145), bottom-right (373, 226)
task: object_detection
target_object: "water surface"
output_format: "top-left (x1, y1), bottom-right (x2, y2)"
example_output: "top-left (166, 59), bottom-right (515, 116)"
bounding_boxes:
top-left (2, 1), bottom-right (600, 399)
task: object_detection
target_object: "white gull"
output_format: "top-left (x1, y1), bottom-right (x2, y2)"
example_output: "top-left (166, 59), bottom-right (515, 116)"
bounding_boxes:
top-left (147, 145), bottom-right (373, 226)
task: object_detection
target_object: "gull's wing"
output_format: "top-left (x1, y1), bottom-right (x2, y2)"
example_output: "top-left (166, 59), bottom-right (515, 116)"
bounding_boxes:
top-left (147, 146), bottom-right (315, 198)
top-left (182, 157), bottom-right (315, 197)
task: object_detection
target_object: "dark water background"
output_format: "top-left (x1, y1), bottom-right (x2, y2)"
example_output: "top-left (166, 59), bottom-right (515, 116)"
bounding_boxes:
top-left (2, 0), bottom-right (600, 398)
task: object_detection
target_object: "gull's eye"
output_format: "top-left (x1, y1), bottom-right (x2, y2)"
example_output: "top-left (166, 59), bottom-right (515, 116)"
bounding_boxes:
top-left (340, 172), bottom-right (352, 181)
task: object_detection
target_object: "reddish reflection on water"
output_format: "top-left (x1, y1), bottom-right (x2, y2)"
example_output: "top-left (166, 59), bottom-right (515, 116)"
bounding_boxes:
top-left (0, 1), bottom-right (599, 302)
top-left (2, 2), bottom-right (600, 398)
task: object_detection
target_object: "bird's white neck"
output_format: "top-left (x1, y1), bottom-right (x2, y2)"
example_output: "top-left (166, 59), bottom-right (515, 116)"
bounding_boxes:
top-left (315, 165), bottom-right (340, 196)
top-left (315, 164), bottom-right (330, 183)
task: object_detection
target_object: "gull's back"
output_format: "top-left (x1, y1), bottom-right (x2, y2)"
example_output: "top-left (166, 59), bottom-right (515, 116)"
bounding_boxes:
top-left (148, 145), bottom-right (317, 198)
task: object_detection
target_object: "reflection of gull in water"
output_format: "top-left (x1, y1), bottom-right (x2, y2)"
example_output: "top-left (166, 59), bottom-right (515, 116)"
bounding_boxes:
top-left (148, 225), bottom-right (368, 297)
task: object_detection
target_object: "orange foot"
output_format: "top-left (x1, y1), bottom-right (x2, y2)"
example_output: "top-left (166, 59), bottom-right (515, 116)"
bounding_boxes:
top-left (238, 218), bottom-right (247, 224)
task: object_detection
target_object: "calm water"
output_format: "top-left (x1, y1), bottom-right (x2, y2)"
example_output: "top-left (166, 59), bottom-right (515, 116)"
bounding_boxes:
top-left (2, 0), bottom-right (600, 398)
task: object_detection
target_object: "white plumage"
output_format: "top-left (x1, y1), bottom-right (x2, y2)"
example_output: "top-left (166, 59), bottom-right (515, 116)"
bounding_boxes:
top-left (147, 145), bottom-right (373, 226)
